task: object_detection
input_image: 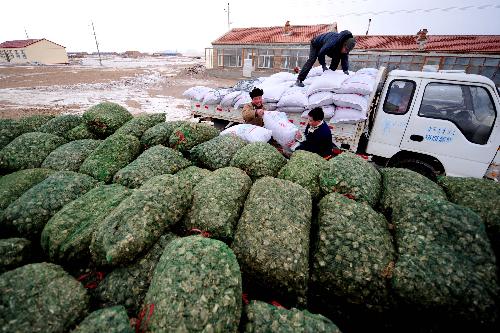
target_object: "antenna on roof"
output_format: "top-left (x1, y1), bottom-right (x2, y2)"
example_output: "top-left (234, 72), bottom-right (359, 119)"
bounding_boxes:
top-left (91, 21), bottom-right (103, 66)
top-left (365, 18), bottom-right (371, 35)
top-left (224, 2), bottom-right (231, 31)
top-left (24, 27), bottom-right (29, 39)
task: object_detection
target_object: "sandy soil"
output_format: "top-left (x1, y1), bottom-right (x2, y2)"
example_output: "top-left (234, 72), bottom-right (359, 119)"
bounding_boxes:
top-left (0, 56), bottom-right (237, 120)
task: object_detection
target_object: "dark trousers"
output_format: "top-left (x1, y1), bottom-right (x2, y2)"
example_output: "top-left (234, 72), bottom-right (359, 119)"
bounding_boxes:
top-left (297, 42), bottom-right (319, 82)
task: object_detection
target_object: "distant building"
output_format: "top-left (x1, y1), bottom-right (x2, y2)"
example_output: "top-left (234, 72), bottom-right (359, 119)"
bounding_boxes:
top-left (0, 38), bottom-right (69, 64)
top-left (123, 51), bottom-right (143, 58)
top-left (152, 51), bottom-right (182, 57)
top-left (208, 22), bottom-right (500, 86)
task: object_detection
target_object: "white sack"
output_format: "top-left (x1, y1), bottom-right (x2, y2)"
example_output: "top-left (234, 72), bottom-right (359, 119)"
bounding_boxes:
top-left (336, 74), bottom-right (376, 95)
top-left (182, 86), bottom-right (213, 101)
top-left (234, 94), bottom-right (252, 109)
top-left (356, 68), bottom-right (378, 77)
top-left (329, 106), bottom-right (366, 124)
top-left (264, 103), bottom-right (278, 111)
top-left (257, 82), bottom-right (290, 103)
top-left (202, 88), bottom-right (232, 105)
top-left (332, 93), bottom-right (369, 112)
top-left (301, 105), bottom-right (335, 119)
top-left (220, 91), bottom-right (243, 107)
top-left (263, 111), bottom-right (298, 147)
top-left (276, 106), bottom-right (307, 113)
top-left (308, 91), bottom-right (335, 108)
top-left (220, 124), bottom-right (272, 143)
top-left (269, 72), bottom-right (297, 82)
top-left (277, 86), bottom-right (308, 108)
top-left (306, 66), bottom-right (324, 78)
top-left (306, 70), bottom-right (348, 96)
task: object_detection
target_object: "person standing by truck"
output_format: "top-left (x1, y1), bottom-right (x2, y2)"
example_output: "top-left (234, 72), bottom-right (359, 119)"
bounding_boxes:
top-left (242, 87), bottom-right (265, 127)
top-left (290, 107), bottom-right (334, 158)
top-left (295, 30), bottom-right (356, 87)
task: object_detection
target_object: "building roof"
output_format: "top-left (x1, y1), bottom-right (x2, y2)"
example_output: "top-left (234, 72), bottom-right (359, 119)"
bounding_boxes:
top-left (0, 38), bottom-right (65, 49)
top-left (212, 25), bottom-right (500, 54)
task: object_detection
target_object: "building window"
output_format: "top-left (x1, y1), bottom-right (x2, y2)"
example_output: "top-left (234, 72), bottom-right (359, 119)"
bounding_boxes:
top-left (383, 80), bottom-right (416, 115)
top-left (218, 49), bottom-right (242, 67)
top-left (20, 50), bottom-right (27, 59)
top-left (217, 50), bottom-right (223, 67)
top-left (418, 83), bottom-right (496, 145)
top-left (280, 49), bottom-right (308, 70)
top-left (258, 49), bottom-right (274, 69)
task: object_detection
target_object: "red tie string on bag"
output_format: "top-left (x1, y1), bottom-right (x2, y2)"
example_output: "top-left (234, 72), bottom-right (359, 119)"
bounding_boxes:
top-left (171, 130), bottom-right (187, 149)
top-left (270, 300), bottom-right (287, 309)
top-left (189, 228), bottom-right (211, 238)
top-left (242, 293), bottom-right (250, 305)
top-left (136, 303), bottom-right (155, 333)
top-left (77, 271), bottom-right (105, 289)
top-left (343, 193), bottom-right (356, 200)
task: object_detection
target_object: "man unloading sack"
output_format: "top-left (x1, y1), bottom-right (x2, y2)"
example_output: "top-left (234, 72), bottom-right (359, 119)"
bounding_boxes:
top-left (289, 107), bottom-right (334, 158)
top-left (242, 87), bottom-right (265, 127)
top-left (295, 30), bottom-right (356, 87)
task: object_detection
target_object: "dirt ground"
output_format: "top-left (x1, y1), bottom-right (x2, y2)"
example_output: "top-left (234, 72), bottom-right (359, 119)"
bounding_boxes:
top-left (0, 56), bottom-right (238, 119)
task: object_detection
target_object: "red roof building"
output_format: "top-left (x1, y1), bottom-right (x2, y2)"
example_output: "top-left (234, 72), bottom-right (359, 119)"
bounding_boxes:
top-left (0, 38), bottom-right (68, 64)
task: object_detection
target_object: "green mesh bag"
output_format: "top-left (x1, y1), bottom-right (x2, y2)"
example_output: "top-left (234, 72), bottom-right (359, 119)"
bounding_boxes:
top-left (65, 124), bottom-right (99, 141)
top-left (38, 114), bottom-right (83, 138)
top-left (174, 166), bottom-right (212, 193)
top-left (143, 236), bottom-right (242, 332)
top-left (83, 102), bottom-right (133, 138)
top-left (230, 142), bottom-right (287, 180)
top-left (17, 114), bottom-right (55, 132)
top-left (0, 238), bottom-right (32, 274)
top-left (140, 120), bottom-right (188, 148)
top-left (42, 139), bottom-right (101, 172)
top-left (71, 306), bottom-right (133, 333)
top-left (190, 135), bottom-right (247, 170)
top-left (114, 113), bottom-right (166, 138)
top-left (169, 122), bottom-right (220, 154)
top-left (0, 119), bottom-right (25, 149)
top-left (0, 262), bottom-right (89, 333)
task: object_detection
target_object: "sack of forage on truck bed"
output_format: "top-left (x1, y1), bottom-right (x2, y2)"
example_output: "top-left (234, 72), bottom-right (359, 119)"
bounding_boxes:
top-left (0, 132), bottom-right (66, 173)
top-left (230, 142), bottom-right (287, 180)
top-left (38, 114), bottom-right (83, 139)
top-left (2, 171), bottom-right (99, 240)
top-left (232, 177), bottom-right (312, 305)
top-left (71, 306), bottom-right (133, 333)
top-left (79, 133), bottom-right (141, 183)
top-left (391, 194), bottom-right (498, 325)
top-left (82, 102), bottom-right (133, 138)
top-left (113, 145), bottom-right (191, 189)
top-left (140, 120), bottom-right (189, 148)
top-left (190, 135), bottom-right (247, 170)
top-left (41, 139), bottom-right (101, 172)
top-left (169, 122), bottom-right (220, 154)
top-left (0, 262), bottom-right (89, 333)
top-left (185, 167), bottom-right (252, 242)
top-left (93, 233), bottom-right (178, 316)
top-left (91, 174), bottom-right (191, 267)
top-left (41, 184), bottom-right (132, 265)
top-left (278, 150), bottom-right (327, 201)
top-left (312, 193), bottom-right (395, 312)
top-left (65, 123), bottom-right (99, 141)
top-left (243, 300), bottom-right (341, 333)
top-left (114, 113), bottom-right (166, 138)
top-left (0, 238), bottom-right (32, 274)
top-left (143, 236), bottom-right (242, 333)
top-left (319, 152), bottom-right (381, 207)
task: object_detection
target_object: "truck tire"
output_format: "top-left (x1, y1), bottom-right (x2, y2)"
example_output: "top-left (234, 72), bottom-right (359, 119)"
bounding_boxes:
top-left (390, 158), bottom-right (439, 181)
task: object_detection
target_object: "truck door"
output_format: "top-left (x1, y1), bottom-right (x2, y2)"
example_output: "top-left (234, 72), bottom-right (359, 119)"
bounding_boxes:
top-left (400, 80), bottom-right (499, 177)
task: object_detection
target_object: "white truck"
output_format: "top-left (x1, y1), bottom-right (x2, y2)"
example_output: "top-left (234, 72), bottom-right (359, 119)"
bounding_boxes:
top-left (191, 68), bottom-right (500, 181)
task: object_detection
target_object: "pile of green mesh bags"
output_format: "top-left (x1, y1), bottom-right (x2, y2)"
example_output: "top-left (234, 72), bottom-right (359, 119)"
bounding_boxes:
top-left (114, 113), bottom-right (165, 138)
top-left (169, 122), bottom-right (220, 154)
top-left (230, 142), bottom-right (287, 180)
top-left (42, 139), bottom-right (101, 172)
top-left (93, 234), bottom-right (177, 315)
top-left (82, 102), bottom-right (132, 138)
top-left (190, 135), bottom-right (247, 170)
top-left (0, 115), bottom-right (54, 149)
top-left (186, 167), bottom-right (252, 242)
top-left (71, 306), bottom-right (133, 333)
top-left (0, 238), bottom-right (31, 274)
top-left (2, 171), bottom-right (98, 239)
top-left (140, 120), bottom-right (188, 148)
top-left (278, 150), bottom-right (326, 201)
top-left (143, 236), bottom-right (242, 332)
top-left (312, 193), bottom-right (395, 311)
top-left (320, 152), bottom-right (381, 206)
top-left (41, 184), bottom-right (131, 264)
top-left (0, 132), bottom-right (66, 172)
top-left (91, 175), bottom-right (190, 266)
top-left (79, 134), bottom-right (141, 183)
top-left (232, 177), bottom-right (312, 305)
top-left (113, 145), bottom-right (191, 188)
top-left (0, 262), bottom-right (89, 333)
top-left (243, 300), bottom-right (341, 333)
top-left (38, 114), bottom-right (83, 139)
top-left (391, 194), bottom-right (498, 325)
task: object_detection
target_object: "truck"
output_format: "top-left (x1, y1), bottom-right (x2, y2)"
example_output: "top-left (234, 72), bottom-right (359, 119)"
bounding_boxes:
top-left (191, 67), bottom-right (500, 181)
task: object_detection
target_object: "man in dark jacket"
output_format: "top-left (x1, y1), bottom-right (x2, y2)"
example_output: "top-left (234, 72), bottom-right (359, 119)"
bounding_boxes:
top-left (295, 30), bottom-right (356, 87)
top-left (291, 107), bottom-right (333, 158)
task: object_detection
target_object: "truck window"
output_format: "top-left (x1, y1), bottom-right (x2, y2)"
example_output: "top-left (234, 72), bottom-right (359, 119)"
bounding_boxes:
top-left (418, 83), bottom-right (496, 145)
top-left (383, 80), bottom-right (416, 115)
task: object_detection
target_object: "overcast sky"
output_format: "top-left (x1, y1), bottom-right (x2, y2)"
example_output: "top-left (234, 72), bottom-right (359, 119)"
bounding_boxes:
top-left (1, 0), bottom-right (499, 54)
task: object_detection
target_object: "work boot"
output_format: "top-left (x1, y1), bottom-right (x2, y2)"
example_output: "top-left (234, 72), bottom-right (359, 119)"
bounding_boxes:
top-left (295, 79), bottom-right (304, 87)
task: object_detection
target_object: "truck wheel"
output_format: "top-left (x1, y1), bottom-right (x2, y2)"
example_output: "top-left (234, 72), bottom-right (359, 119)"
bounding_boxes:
top-left (391, 158), bottom-right (438, 181)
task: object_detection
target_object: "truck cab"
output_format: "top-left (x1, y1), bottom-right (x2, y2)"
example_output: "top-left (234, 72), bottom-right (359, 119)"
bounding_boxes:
top-left (367, 70), bottom-right (500, 180)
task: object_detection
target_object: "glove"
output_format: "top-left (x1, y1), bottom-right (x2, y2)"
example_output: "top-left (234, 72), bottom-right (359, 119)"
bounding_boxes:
top-left (343, 70), bottom-right (349, 75)
top-left (322, 65), bottom-right (328, 72)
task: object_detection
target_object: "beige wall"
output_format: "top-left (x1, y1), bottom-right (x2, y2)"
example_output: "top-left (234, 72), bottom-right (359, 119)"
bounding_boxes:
top-left (25, 39), bottom-right (68, 64)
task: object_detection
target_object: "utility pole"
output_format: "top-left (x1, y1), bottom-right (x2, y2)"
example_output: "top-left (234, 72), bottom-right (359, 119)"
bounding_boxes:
top-left (365, 18), bottom-right (372, 36)
top-left (24, 27), bottom-right (29, 39)
top-left (91, 21), bottom-right (102, 66)
top-left (224, 2), bottom-right (231, 31)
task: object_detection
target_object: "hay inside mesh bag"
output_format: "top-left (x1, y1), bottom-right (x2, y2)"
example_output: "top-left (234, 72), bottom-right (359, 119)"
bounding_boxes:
top-left (38, 114), bottom-right (83, 138)
top-left (71, 305), bottom-right (133, 333)
top-left (0, 262), bottom-right (89, 333)
top-left (278, 150), bottom-right (326, 201)
top-left (79, 133), bottom-right (141, 183)
top-left (41, 184), bottom-right (131, 264)
top-left (41, 139), bottom-right (101, 172)
top-left (186, 167), bottom-right (252, 242)
top-left (0, 119), bottom-right (26, 149)
top-left (143, 236), bottom-right (242, 333)
top-left (312, 192), bottom-right (395, 311)
top-left (190, 135), bottom-right (247, 170)
top-left (113, 145), bottom-right (191, 188)
top-left (65, 124), bottom-right (99, 141)
top-left (140, 120), bottom-right (188, 148)
top-left (175, 166), bottom-right (212, 193)
top-left (0, 132), bottom-right (66, 172)
top-left (169, 122), bottom-right (220, 154)
top-left (243, 300), bottom-right (341, 333)
top-left (17, 114), bottom-right (55, 132)
top-left (91, 174), bottom-right (191, 267)
top-left (230, 142), bottom-right (287, 180)
top-left (83, 102), bottom-right (133, 138)
top-left (114, 113), bottom-right (166, 138)
top-left (2, 171), bottom-right (98, 239)
top-left (319, 152), bottom-right (381, 206)
top-left (391, 194), bottom-right (498, 325)
top-left (0, 238), bottom-right (32, 274)
top-left (93, 233), bottom-right (177, 315)
top-left (232, 177), bottom-right (312, 304)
